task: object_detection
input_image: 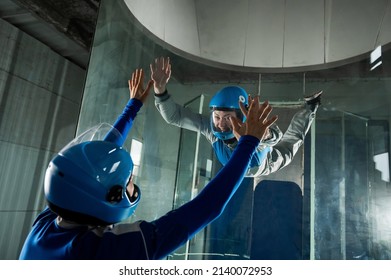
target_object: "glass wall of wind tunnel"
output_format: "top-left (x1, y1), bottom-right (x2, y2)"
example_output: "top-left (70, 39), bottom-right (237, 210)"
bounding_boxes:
top-left (79, 0), bottom-right (391, 259)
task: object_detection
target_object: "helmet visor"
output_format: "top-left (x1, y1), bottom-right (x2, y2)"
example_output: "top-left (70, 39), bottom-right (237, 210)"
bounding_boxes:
top-left (60, 123), bottom-right (125, 154)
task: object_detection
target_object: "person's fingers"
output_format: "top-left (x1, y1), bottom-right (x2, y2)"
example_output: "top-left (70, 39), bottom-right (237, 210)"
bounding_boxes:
top-left (246, 96), bottom-right (261, 125)
top-left (263, 115), bottom-right (278, 128)
top-left (246, 96), bottom-right (255, 117)
top-left (163, 57), bottom-right (169, 69)
top-left (230, 116), bottom-right (244, 140)
top-left (230, 116), bottom-right (242, 132)
top-left (134, 69), bottom-right (140, 85)
top-left (159, 57), bottom-right (164, 69)
top-left (251, 96), bottom-right (260, 114)
top-left (259, 100), bottom-right (268, 110)
top-left (239, 101), bottom-right (248, 118)
top-left (131, 71), bottom-right (135, 86)
top-left (130, 69), bottom-right (143, 93)
top-left (149, 63), bottom-right (154, 74)
top-left (248, 95), bottom-right (256, 109)
top-left (259, 115), bottom-right (278, 140)
top-left (139, 69), bottom-right (145, 89)
top-left (137, 69), bottom-right (143, 83)
top-left (257, 101), bottom-right (268, 116)
top-left (259, 102), bottom-right (272, 123)
top-left (166, 63), bottom-right (171, 76)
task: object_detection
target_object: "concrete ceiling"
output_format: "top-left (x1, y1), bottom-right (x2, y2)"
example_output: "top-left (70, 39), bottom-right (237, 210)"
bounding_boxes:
top-left (126, 0), bottom-right (391, 72)
top-left (0, 0), bottom-right (100, 69)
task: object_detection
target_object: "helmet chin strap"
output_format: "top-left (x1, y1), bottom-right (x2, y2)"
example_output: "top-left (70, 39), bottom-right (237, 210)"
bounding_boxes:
top-left (213, 126), bottom-right (231, 133)
top-left (223, 137), bottom-right (237, 144)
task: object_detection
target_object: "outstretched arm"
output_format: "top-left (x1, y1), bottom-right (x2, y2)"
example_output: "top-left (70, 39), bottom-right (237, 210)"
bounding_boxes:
top-left (104, 69), bottom-right (153, 146)
top-left (151, 96), bottom-right (277, 259)
top-left (152, 57), bottom-right (210, 134)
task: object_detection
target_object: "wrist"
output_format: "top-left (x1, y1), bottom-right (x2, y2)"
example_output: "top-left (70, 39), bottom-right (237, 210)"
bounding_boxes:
top-left (154, 85), bottom-right (166, 94)
top-left (154, 90), bottom-right (169, 101)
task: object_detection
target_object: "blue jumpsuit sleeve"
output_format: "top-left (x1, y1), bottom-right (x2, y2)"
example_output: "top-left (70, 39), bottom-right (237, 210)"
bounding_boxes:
top-left (150, 135), bottom-right (262, 259)
top-left (103, 98), bottom-right (143, 146)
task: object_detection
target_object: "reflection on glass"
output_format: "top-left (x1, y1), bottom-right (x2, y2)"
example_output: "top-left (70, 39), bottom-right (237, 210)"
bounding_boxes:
top-left (373, 153), bottom-right (390, 182)
top-left (130, 139), bottom-right (142, 177)
top-left (370, 45), bottom-right (382, 71)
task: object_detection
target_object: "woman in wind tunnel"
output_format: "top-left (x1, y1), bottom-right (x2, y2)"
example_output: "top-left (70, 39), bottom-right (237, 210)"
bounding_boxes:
top-left (152, 57), bottom-right (322, 183)
top-left (19, 68), bottom-right (278, 260)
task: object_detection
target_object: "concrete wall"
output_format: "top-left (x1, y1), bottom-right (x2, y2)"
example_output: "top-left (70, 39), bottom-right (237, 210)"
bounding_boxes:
top-left (0, 18), bottom-right (85, 259)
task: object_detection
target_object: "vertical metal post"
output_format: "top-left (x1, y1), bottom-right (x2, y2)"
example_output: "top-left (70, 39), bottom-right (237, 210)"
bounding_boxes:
top-left (257, 73), bottom-right (262, 96)
top-left (340, 113), bottom-right (346, 259)
top-left (184, 94), bottom-right (204, 260)
top-left (310, 116), bottom-right (316, 259)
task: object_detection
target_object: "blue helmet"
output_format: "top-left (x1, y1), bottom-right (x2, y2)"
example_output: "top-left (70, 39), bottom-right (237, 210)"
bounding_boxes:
top-left (44, 124), bottom-right (140, 225)
top-left (209, 86), bottom-right (249, 140)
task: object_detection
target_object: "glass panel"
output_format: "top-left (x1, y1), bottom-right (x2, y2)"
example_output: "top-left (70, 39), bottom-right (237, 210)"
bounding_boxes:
top-left (78, 0), bottom-right (391, 260)
top-left (172, 95), bottom-right (208, 211)
top-left (310, 89), bottom-right (391, 259)
top-left (313, 112), bottom-right (368, 259)
top-left (169, 95), bottom-right (214, 260)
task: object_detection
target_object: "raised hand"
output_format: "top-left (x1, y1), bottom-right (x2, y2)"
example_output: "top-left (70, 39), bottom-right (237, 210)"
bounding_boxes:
top-left (128, 68), bottom-right (153, 103)
top-left (230, 96), bottom-right (277, 141)
top-left (150, 57), bottom-right (171, 94)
